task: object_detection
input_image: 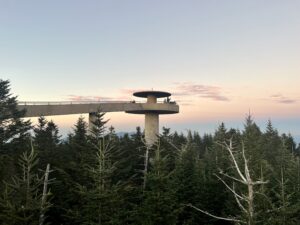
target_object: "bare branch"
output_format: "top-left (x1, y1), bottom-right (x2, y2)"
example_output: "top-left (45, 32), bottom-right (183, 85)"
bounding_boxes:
top-left (185, 204), bottom-right (246, 224)
top-left (218, 169), bottom-right (246, 184)
top-left (215, 174), bottom-right (245, 201)
top-left (241, 142), bottom-right (251, 183)
top-left (225, 140), bottom-right (247, 183)
top-left (39, 164), bottom-right (51, 225)
top-left (165, 137), bottom-right (181, 152)
top-left (143, 146), bottom-right (150, 190)
top-left (253, 180), bottom-right (269, 185)
top-left (232, 183), bottom-right (248, 213)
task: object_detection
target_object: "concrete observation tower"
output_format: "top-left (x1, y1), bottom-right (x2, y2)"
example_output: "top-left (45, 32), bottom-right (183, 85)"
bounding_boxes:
top-left (126, 91), bottom-right (178, 146)
top-left (17, 90), bottom-right (179, 147)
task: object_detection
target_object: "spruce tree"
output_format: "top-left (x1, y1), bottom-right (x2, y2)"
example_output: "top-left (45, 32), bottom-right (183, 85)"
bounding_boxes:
top-left (139, 141), bottom-right (177, 225)
top-left (0, 79), bottom-right (31, 149)
top-left (0, 146), bottom-right (52, 225)
top-left (0, 79), bottom-right (32, 197)
top-left (33, 116), bottom-right (61, 171)
top-left (34, 116), bottom-right (60, 152)
top-left (76, 138), bottom-right (123, 225)
top-left (88, 109), bottom-right (109, 145)
top-left (172, 137), bottom-right (203, 224)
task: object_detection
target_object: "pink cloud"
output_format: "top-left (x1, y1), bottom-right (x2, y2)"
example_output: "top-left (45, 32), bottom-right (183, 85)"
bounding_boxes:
top-left (66, 95), bottom-right (128, 102)
top-left (66, 84), bottom-right (229, 104)
top-left (270, 94), bottom-right (297, 104)
top-left (173, 82), bottom-right (230, 102)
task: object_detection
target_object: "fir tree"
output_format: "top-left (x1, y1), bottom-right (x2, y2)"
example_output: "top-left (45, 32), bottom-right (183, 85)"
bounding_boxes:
top-left (0, 145), bottom-right (52, 225)
top-left (76, 138), bottom-right (123, 225)
top-left (0, 79), bottom-right (32, 197)
top-left (0, 79), bottom-right (31, 149)
top-left (139, 141), bottom-right (177, 225)
top-left (34, 116), bottom-right (60, 152)
top-left (88, 109), bottom-right (109, 145)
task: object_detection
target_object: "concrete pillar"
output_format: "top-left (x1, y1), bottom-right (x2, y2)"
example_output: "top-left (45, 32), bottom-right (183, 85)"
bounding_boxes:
top-left (147, 95), bottom-right (157, 103)
top-left (145, 113), bottom-right (159, 146)
top-left (88, 112), bottom-right (96, 135)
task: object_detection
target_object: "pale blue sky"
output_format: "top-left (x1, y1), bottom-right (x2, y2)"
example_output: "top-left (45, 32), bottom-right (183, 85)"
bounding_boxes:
top-left (1, 0), bottom-right (300, 139)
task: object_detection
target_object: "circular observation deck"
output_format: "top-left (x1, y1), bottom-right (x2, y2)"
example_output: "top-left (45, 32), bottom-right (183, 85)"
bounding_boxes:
top-left (127, 90), bottom-right (179, 114)
top-left (125, 103), bottom-right (179, 114)
top-left (133, 91), bottom-right (171, 98)
top-left (125, 104), bottom-right (179, 114)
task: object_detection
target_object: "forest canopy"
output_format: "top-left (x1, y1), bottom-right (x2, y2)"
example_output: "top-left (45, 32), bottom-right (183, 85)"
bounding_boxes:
top-left (0, 79), bottom-right (300, 225)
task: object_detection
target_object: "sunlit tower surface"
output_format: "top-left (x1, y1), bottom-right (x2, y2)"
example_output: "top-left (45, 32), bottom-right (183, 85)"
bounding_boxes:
top-left (126, 91), bottom-right (178, 146)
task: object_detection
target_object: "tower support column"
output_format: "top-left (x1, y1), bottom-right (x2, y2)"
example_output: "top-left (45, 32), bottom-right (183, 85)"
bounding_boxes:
top-left (88, 112), bottom-right (96, 135)
top-left (145, 113), bottom-right (159, 147)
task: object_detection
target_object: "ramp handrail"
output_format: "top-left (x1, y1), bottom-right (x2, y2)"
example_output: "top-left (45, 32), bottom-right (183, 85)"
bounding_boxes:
top-left (18, 100), bottom-right (176, 106)
top-left (18, 101), bottom-right (132, 105)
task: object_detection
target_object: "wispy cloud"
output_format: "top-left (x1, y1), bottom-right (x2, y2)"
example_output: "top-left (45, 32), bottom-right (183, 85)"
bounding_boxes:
top-left (270, 94), bottom-right (297, 104)
top-left (173, 82), bottom-right (230, 102)
top-left (66, 89), bottom-right (145, 102)
top-left (66, 95), bottom-right (127, 102)
top-left (66, 84), bottom-right (229, 104)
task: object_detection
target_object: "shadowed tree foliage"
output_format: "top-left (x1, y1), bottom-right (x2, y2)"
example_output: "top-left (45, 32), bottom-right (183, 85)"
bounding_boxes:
top-left (0, 79), bottom-right (31, 149)
top-left (0, 146), bottom-right (52, 225)
top-left (139, 141), bottom-right (177, 225)
top-left (0, 79), bottom-right (32, 198)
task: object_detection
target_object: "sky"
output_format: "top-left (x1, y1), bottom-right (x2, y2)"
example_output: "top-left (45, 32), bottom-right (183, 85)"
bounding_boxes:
top-left (1, 0), bottom-right (300, 140)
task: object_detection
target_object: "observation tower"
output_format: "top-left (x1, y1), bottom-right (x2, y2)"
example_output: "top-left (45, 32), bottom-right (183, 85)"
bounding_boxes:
top-left (126, 91), bottom-right (179, 146)
top-left (17, 90), bottom-right (179, 147)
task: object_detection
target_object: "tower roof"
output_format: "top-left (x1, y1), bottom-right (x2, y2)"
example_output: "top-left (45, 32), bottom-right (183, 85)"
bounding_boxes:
top-left (133, 91), bottom-right (171, 98)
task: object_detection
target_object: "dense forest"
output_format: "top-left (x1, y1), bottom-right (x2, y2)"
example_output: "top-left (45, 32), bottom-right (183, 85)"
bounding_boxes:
top-left (1, 79), bottom-right (300, 225)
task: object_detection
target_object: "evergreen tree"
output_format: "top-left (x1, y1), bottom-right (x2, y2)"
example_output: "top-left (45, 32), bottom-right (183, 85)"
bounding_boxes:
top-left (264, 139), bottom-right (300, 225)
top-left (107, 125), bottom-right (119, 143)
top-left (162, 126), bottom-right (170, 137)
top-left (197, 124), bottom-right (235, 224)
top-left (139, 141), bottom-right (177, 225)
top-left (261, 120), bottom-right (281, 167)
top-left (242, 114), bottom-right (264, 177)
top-left (76, 137), bottom-right (123, 225)
top-left (201, 133), bottom-right (214, 156)
top-left (58, 116), bottom-right (90, 224)
top-left (281, 133), bottom-right (297, 154)
top-left (0, 79), bottom-right (32, 197)
top-left (68, 116), bottom-right (90, 166)
top-left (88, 109), bottom-right (109, 145)
top-left (243, 114), bottom-right (262, 152)
top-left (172, 138), bottom-right (203, 224)
top-left (34, 116), bottom-right (60, 152)
top-left (0, 146), bottom-right (52, 225)
top-left (71, 116), bottom-right (88, 146)
top-left (0, 79), bottom-right (31, 149)
top-left (114, 127), bottom-right (145, 185)
top-left (159, 127), bottom-right (179, 171)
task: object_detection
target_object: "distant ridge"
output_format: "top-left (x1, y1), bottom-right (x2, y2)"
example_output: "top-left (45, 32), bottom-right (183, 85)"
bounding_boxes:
top-left (116, 131), bottom-right (135, 137)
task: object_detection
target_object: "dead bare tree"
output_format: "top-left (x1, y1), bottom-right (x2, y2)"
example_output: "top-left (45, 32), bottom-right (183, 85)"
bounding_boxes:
top-left (142, 138), bottom-right (161, 190)
top-left (187, 138), bottom-right (268, 225)
top-left (143, 146), bottom-right (150, 190)
top-left (39, 163), bottom-right (54, 225)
